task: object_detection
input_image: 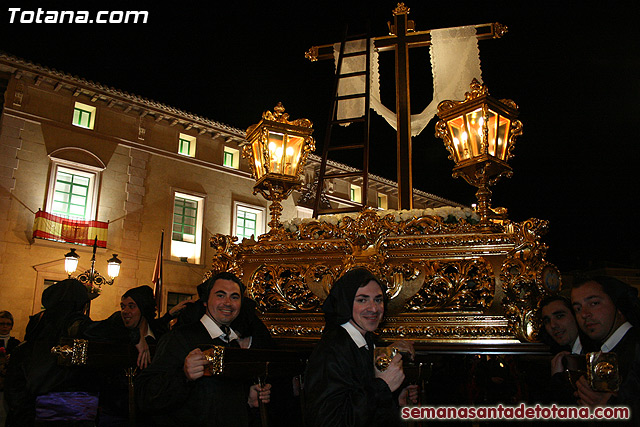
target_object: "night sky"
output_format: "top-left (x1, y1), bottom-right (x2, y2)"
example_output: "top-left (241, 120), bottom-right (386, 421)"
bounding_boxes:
top-left (2, 1), bottom-right (639, 272)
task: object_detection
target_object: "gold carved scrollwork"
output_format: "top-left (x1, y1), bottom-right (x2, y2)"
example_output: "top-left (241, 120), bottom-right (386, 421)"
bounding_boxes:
top-left (205, 234), bottom-right (243, 281)
top-left (405, 259), bottom-right (495, 311)
top-left (339, 209), bottom-right (391, 251)
top-left (249, 264), bottom-right (321, 312)
top-left (297, 220), bottom-right (341, 240)
top-left (500, 218), bottom-right (557, 342)
top-left (383, 263), bottom-right (426, 313)
top-left (305, 264), bottom-right (341, 301)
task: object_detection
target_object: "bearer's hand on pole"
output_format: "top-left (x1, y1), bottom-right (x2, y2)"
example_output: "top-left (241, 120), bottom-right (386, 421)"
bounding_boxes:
top-left (248, 383), bottom-right (272, 408)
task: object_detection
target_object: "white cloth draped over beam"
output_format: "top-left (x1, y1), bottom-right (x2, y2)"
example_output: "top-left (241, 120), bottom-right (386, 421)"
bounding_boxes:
top-left (333, 25), bottom-right (482, 137)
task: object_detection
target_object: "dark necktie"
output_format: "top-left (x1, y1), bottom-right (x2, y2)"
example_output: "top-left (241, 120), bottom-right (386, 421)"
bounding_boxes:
top-left (364, 333), bottom-right (375, 360)
top-left (220, 325), bottom-right (241, 348)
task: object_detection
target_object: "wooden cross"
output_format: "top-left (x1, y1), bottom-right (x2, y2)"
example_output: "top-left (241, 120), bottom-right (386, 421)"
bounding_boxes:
top-left (306, 3), bottom-right (506, 210)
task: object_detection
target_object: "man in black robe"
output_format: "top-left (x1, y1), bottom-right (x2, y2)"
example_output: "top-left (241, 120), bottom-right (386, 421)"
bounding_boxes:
top-left (84, 285), bottom-right (186, 426)
top-left (84, 285), bottom-right (186, 369)
top-left (570, 275), bottom-right (640, 424)
top-left (535, 295), bottom-right (584, 404)
top-left (303, 267), bottom-right (418, 427)
top-left (5, 278), bottom-right (97, 426)
top-left (134, 272), bottom-right (272, 427)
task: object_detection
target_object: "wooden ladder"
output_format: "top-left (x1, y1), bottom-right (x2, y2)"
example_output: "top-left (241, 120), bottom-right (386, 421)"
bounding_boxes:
top-left (312, 27), bottom-right (372, 218)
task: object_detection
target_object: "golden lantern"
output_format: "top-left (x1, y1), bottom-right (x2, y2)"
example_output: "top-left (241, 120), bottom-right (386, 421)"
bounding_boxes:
top-left (435, 79), bottom-right (523, 228)
top-left (243, 103), bottom-right (315, 240)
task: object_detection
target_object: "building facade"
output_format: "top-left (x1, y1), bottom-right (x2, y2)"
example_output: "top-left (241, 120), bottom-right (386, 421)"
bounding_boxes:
top-left (0, 53), bottom-right (461, 338)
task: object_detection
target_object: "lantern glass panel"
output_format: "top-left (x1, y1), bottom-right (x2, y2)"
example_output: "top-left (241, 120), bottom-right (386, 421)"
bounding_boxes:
top-left (65, 256), bottom-right (79, 275)
top-left (267, 132), bottom-right (285, 174)
top-left (107, 260), bottom-right (121, 279)
top-left (494, 114), bottom-right (511, 160)
top-left (464, 108), bottom-right (484, 158)
top-left (447, 115), bottom-right (470, 162)
top-left (484, 109), bottom-right (509, 159)
top-left (284, 135), bottom-right (304, 176)
top-left (252, 137), bottom-right (265, 179)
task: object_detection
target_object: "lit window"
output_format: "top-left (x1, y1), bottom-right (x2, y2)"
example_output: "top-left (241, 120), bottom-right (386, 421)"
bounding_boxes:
top-left (53, 171), bottom-right (90, 218)
top-left (170, 192), bottom-right (204, 263)
top-left (46, 162), bottom-right (100, 220)
top-left (377, 193), bottom-right (388, 209)
top-left (223, 146), bottom-right (240, 169)
top-left (350, 184), bottom-right (361, 203)
top-left (178, 133), bottom-right (196, 157)
top-left (72, 102), bottom-right (96, 129)
top-left (233, 202), bottom-right (265, 241)
top-left (172, 197), bottom-right (198, 243)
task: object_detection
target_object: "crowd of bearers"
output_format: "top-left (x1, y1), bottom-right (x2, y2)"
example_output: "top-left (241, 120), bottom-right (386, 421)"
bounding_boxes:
top-left (5, 268), bottom-right (637, 426)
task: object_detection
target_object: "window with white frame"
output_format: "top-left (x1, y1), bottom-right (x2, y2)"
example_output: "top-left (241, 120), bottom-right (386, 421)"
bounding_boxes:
top-left (223, 146), bottom-right (240, 169)
top-left (171, 191), bottom-right (204, 263)
top-left (233, 202), bottom-right (266, 241)
top-left (350, 184), bottom-right (361, 203)
top-left (46, 161), bottom-right (101, 220)
top-left (377, 193), bottom-right (388, 209)
top-left (72, 102), bottom-right (96, 130)
top-left (178, 133), bottom-right (196, 157)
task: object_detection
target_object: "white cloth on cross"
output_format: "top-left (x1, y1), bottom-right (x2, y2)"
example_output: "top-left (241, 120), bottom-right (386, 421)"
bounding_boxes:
top-left (333, 25), bottom-right (482, 137)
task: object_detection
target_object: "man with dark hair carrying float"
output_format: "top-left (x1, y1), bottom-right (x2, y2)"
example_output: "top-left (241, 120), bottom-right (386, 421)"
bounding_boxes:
top-left (135, 272), bottom-right (272, 427)
top-left (570, 275), bottom-right (640, 424)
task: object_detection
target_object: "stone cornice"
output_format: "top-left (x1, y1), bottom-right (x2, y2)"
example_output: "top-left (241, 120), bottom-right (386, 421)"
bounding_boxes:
top-left (0, 51), bottom-right (246, 140)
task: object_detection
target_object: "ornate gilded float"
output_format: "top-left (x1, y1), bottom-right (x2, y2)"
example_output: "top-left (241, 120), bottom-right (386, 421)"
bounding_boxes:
top-left (207, 207), bottom-right (559, 349)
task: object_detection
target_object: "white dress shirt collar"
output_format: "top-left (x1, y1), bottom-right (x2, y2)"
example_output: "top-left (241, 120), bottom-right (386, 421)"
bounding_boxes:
top-left (571, 336), bottom-right (582, 355)
top-left (601, 322), bottom-right (632, 353)
top-left (200, 314), bottom-right (238, 342)
top-left (341, 321), bottom-right (368, 349)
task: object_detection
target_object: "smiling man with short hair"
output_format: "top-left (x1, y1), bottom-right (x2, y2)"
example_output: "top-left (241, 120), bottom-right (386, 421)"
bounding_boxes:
top-left (135, 272), bottom-right (271, 427)
top-left (570, 276), bottom-right (640, 419)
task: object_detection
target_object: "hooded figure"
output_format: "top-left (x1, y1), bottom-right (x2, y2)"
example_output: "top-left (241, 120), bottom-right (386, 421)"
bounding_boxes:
top-left (303, 267), bottom-right (408, 427)
top-left (322, 267), bottom-right (387, 332)
top-left (122, 285), bottom-right (157, 325)
top-left (5, 279), bottom-right (97, 427)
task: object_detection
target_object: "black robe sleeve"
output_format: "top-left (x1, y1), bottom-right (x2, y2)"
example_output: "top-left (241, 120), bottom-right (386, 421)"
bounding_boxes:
top-left (134, 322), bottom-right (251, 427)
top-left (608, 327), bottom-right (640, 422)
top-left (303, 327), bottom-right (398, 427)
top-left (134, 325), bottom-right (197, 413)
top-left (82, 311), bottom-right (139, 344)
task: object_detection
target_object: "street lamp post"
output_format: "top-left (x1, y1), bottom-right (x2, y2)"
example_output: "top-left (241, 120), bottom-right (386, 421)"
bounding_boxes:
top-left (64, 236), bottom-right (122, 305)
